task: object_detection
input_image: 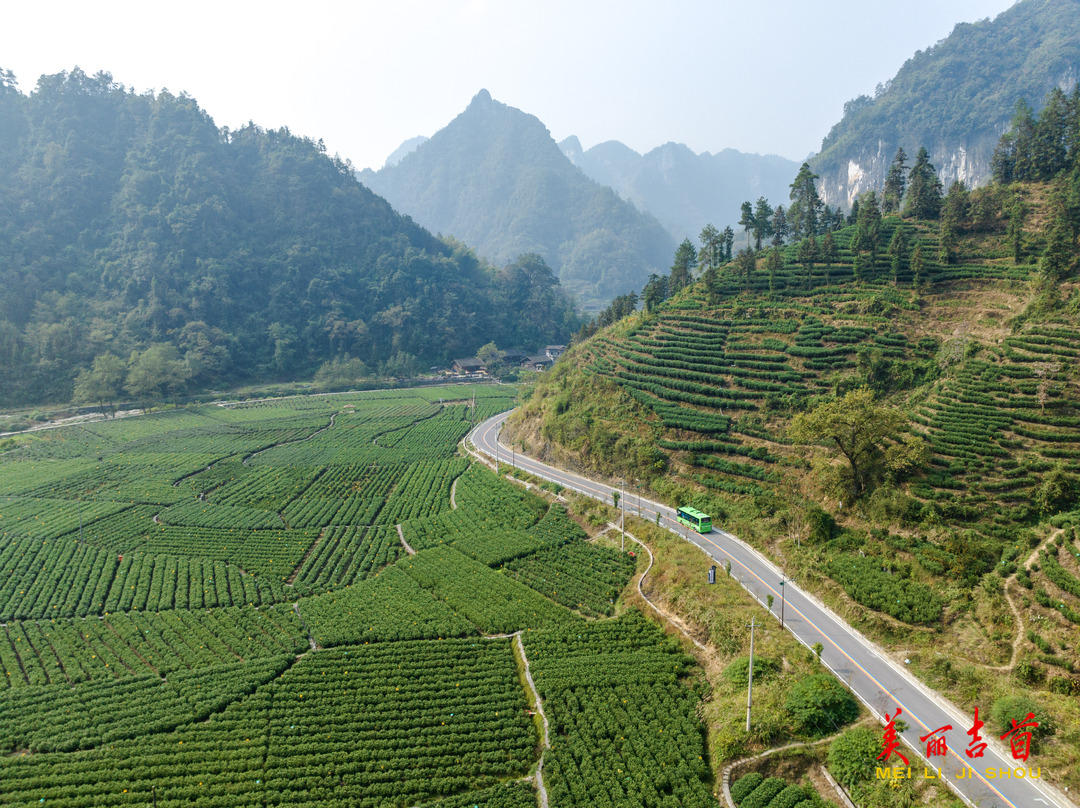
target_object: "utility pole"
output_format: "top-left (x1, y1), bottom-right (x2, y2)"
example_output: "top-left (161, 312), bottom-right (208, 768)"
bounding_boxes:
top-left (779, 576), bottom-right (792, 630)
top-left (746, 617), bottom-right (759, 733)
top-left (619, 482), bottom-right (625, 550)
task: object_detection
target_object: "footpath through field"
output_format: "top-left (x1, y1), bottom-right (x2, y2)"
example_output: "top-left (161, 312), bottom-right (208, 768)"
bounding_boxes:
top-left (469, 410), bottom-right (1075, 808)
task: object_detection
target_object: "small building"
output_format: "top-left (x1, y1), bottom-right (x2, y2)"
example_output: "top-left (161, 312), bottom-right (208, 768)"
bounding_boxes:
top-left (522, 354), bottom-right (554, 371)
top-left (501, 350), bottom-right (527, 366)
top-left (545, 345), bottom-right (566, 360)
top-left (452, 358), bottom-right (485, 374)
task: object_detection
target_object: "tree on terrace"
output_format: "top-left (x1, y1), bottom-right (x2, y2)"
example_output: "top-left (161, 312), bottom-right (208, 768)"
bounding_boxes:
top-left (752, 197), bottom-right (774, 249)
top-left (788, 163), bottom-right (823, 240)
top-left (882, 146), bottom-right (908, 214)
top-left (739, 201), bottom-right (755, 250)
top-left (903, 146), bottom-right (943, 220)
top-left (788, 387), bottom-right (928, 501)
top-left (669, 238), bottom-right (697, 294)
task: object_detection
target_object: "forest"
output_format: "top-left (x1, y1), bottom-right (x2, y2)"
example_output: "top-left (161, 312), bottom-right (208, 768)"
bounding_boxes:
top-left (0, 69), bottom-right (581, 408)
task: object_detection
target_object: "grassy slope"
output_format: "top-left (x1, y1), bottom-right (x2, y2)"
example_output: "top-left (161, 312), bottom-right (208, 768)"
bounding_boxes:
top-left (508, 193), bottom-right (1080, 790)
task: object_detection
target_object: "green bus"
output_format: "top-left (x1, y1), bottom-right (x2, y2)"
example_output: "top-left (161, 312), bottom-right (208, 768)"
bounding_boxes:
top-left (676, 506), bottom-right (712, 533)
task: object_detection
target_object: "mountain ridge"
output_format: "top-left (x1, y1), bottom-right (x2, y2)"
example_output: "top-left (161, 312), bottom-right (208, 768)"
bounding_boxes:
top-left (810, 0), bottom-right (1080, 206)
top-left (359, 90), bottom-right (677, 309)
top-left (560, 137), bottom-right (799, 242)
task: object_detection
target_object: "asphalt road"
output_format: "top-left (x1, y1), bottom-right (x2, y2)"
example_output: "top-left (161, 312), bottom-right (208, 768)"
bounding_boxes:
top-left (470, 410), bottom-right (1073, 808)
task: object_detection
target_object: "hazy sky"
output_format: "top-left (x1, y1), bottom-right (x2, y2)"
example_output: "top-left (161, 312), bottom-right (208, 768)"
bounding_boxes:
top-left (2, 0), bottom-right (1018, 170)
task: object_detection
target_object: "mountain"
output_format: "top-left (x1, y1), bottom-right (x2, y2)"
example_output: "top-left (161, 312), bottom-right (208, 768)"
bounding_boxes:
top-left (560, 137), bottom-right (799, 242)
top-left (358, 90), bottom-right (676, 309)
top-left (0, 69), bottom-right (579, 407)
top-left (507, 165), bottom-right (1080, 784)
top-left (383, 135), bottom-right (428, 167)
top-left (811, 0), bottom-right (1080, 207)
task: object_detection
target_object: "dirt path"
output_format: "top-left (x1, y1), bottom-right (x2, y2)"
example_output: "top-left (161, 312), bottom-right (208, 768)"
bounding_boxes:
top-left (614, 524), bottom-right (708, 653)
top-left (720, 723), bottom-right (866, 808)
top-left (396, 524), bottom-right (416, 556)
top-left (515, 632), bottom-right (549, 808)
top-left (243, 412), bottom-right (337, 466)
top-left (450, 475), bottom-right (459, 510)
top-left (292, 603), bottom-right (317, 651)
top-left (286, 528), bottom-right (325, 585)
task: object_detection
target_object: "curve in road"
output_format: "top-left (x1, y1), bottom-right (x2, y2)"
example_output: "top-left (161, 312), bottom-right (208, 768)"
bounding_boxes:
top-left (469, 410), bottom-right (1073, 808)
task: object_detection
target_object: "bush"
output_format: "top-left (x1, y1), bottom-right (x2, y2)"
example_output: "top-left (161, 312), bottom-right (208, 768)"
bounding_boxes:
top-left (771, 784), bottom-right (811, 808)
top-left (990, 695), bottom-right (1053, 741)
top-left (785, 674), bottom-right (859, 736)
top-left (740, 777), bottom-right (787, 808)
top-left (723, 656), bottom-right (778, 685)
top-left (730, 772), bottom-right (763, 805)
top-left (828, 726), bottom-right (882, 788)
top-left (806, 506), bottom-right (836, 544)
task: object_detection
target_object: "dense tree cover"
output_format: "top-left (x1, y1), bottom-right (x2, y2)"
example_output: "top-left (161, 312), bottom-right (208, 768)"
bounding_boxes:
top-left (359, 90), bottom-right (675, 308)
top-left (811, 0), bottom-right (1080, 196)
top-left (0, 71), bottom-right (580, 407)
top-left (992, 87), bottom-right (1080, 184)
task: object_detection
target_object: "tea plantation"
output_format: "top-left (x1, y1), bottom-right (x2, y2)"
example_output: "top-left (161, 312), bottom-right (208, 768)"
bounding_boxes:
top-left (0, 385), bottom-right (692, 807)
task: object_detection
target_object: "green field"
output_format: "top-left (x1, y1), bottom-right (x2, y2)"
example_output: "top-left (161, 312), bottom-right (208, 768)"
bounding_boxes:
top-left (0, 385), bottom-right (684, 808)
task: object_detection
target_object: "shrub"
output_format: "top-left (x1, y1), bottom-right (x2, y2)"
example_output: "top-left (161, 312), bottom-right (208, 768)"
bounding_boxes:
top-left (828, 726), bottom-right (882, 788)
top-left (730, 772), bottom-right (763, 805)
top-left (785, 674), bottom-right (859, 736)
top-left (740, 777), bottom-right (787, 808)
top-left (723, 656), bottom-right (778, 685)
top-left (990, 695), bottom-right (1053, 741)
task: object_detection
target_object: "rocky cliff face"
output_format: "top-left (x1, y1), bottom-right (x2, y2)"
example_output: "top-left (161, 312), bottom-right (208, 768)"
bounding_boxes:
top-left (817, 135), bottom-right (1003, 209)
top-left (810, 0), bottom-right (1080, 208)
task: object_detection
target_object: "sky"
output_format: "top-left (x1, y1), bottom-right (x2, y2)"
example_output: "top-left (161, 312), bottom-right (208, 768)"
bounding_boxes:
top-left (1, 0), bottom-right (1019, 171)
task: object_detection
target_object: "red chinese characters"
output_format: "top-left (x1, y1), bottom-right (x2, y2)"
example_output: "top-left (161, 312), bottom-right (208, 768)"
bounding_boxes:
top-left (966, 706), bottom-right (987, 759)
top-left (919, 725), bottom-right (953, 758)
top-left (1000, 712), bottom-right (1039, 763)
top-left (878, 708), bottom-right (909, 766)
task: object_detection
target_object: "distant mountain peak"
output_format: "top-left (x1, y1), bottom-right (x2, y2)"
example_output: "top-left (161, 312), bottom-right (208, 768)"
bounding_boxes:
top-left (471, 88), bottom-right (493, 106)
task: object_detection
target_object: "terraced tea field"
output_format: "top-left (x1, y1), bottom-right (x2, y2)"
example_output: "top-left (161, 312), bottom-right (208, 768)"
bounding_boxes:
top-left (0, 385), bottom-right (691, 808)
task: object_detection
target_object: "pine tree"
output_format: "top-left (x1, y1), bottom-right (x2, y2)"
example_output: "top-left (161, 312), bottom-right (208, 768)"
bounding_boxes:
top-left (887, 226), bottom-right (908, 285)
top-left (1007, 189), bottom-right (1028, 264)
top-left (739, 201), bottom-right (755, 250)
top-left (788, 163), bottom-right (823, 240)
top-left (752, 197), bottom-right (774, 250)
top-left (821, 231), bottom-right (838, 286)
top-left (767, 247), bottom-right (784, 293)
top-left (882, 147), bottom-right (908, 213)
top-left (938, 181), bottom-right (968, 265)
top-left (698, 223), bottom-right (723, 270)
top-left (771, 205), bottom-right (789, 247)
top-left (1032, 87), bottom-right (1071, 180)
top-left (669, 239), bottom-right (697, 294)
top-left (797, 235), bottom-right (818, 290)
top-left (855, 191), bottom-right (883, 274)
top-left (903, 147), bottom-right (943, 220)
top-left (1010, 99), bottom-right (1038, 181)
top-left (721, 226), bottom-right (735, 261)
top-left (911, 243), bottom-right (926, 289)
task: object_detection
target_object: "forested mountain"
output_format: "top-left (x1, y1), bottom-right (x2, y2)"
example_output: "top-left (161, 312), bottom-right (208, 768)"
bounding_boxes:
top-left (0, 69), bottom-right (579, 408)
top-left (560, 137), bottom-right (798, 242)
top-left (811, 0), bottom-right (1080, 207)
top-left (508, 122), bottom-right (1080, 793)
top-left (358, 90), bottom-right (675, 309)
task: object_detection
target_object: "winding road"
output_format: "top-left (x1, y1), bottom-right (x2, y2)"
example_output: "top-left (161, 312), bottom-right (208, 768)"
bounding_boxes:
top-left (469, 410), bottom-right (1074, 808)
